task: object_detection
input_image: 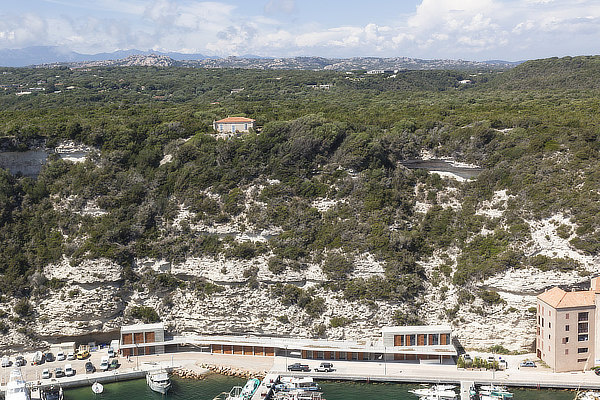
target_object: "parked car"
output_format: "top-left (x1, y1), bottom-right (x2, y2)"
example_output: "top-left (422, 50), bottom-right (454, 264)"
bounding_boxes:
top-left (42, 368), bottom-right (51, 379)
top-left (287, 363), bottom-right (310, 372)
top-left (99, 356), bottom-right (109, 372)
top-left (314, 362), bottom-right (334, 372)
top-left (55, 367), bottom-right (65, 378)
top-left (108, 347), bottom-right (116, 358)
top-left (519, 361), bottom-right (536, 368)
top-left (85, 361), bottom-right (96, 374)
top-left (64, 364), bottom-right (75, 376)
top-left (109, 359), bottom-right (119, 370)
top-left (76, 350), bottom-right (90, 360)
top-left (1, 356), bottom-right (11, 367)
top-left (463, 353), bottom-right (472, 361)
top-left (45, 352), bottom-right (55, 362)
top-left (32, 351), bottom-right (44, 365)
top-left (66, 352), bottom-right (75, 361)
top-left (14, 356), bottom-right (25, 367)
top-left (56, 351), bottom-right (65, 361)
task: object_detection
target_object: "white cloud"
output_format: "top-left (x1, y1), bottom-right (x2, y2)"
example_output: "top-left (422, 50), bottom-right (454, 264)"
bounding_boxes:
top-left (264, 0), bottom-right (295, 15)
top-left (2, 0), bottom-right (600, 60)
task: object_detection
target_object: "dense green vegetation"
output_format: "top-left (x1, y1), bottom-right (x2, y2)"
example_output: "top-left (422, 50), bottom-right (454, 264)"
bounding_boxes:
top-left (0, 56), bottom-right (599, 322)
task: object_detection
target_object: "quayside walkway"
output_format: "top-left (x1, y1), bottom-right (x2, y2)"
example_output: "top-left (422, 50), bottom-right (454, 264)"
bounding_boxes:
top-left (2, 351), bottom-right (600, 392)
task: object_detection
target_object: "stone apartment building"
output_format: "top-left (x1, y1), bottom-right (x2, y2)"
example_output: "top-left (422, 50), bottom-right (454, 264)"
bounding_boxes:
top-left (537, 277), bottom-right (600, 372)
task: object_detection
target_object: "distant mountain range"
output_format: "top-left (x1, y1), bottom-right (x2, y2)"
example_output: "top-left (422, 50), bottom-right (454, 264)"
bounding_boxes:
top-left (0, 46), bottom-right (523, 70)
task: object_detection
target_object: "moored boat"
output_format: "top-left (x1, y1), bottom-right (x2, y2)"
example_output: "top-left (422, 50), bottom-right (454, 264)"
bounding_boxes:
top-left (91, 382), bottom-right (104, 394)
top-left (6, 368), bottom-right (31, 400)
top-left (409, 384), bottom-right (457, 399)
top-left (146, 370), bottom-right (172, 394)
top-left (276, 377), bottom-right (321, 392)
top-left (224, 378), bottom-right (261, 400)
top-left (478, 384), bottom-right (513, 400)
top-left (41, 385), bottom-right (64, 400)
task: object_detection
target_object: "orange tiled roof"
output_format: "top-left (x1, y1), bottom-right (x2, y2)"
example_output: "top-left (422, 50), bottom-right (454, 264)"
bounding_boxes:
top-left (538, 286), bottom-right (596, 309)
top-left (215, 117), bottom-right (255, 123)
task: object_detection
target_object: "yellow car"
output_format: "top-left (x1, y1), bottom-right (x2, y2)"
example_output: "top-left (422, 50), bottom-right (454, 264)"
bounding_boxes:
top-left (76, 350), bottom-right (90, 360)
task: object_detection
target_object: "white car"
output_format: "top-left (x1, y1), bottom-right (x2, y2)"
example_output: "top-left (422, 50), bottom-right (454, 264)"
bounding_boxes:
top-left (99, 356), bottom-right (109, 371)
top-left (42, 368), bottom-right (51, 379)
top-left (67, 352), bottom-right (75, 360)
top-left (56, 351), bottom-right (65, 361)
top-left (1, 356), bottom-right (10, 367)
top-left (108, 347), bottom-right (115, 358)
top-left (64, 364), bottom-right (75, 376)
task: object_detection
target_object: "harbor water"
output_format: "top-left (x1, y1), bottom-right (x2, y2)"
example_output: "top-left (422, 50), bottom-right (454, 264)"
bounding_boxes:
top-left (63, 374), bottom-right (578, 400)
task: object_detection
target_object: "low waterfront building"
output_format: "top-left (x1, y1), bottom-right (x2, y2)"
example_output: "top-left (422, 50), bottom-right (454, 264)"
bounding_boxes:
top-left (537, 277), bottom-right (600, 372)
top-left (213, 117), bottom-right (255, 134)
top-left (120, 322), bottom-right (165, 356)
top-left (137, 325), bottom-right (456, 364)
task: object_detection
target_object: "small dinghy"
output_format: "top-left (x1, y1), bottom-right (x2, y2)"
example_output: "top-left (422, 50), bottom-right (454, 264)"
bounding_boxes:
top-left (91, 382), bottom-right (104, 394)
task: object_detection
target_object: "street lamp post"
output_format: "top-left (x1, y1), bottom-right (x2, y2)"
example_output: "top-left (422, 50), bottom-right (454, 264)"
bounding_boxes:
top-left (285, 345), bottom-right (288, 370)
top-left (384, 347), bottom-right (387, 375)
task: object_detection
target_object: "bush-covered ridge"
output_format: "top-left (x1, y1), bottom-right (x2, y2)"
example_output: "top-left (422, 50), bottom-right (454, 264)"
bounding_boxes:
top-left (0, 59), bottom-right (598, 335)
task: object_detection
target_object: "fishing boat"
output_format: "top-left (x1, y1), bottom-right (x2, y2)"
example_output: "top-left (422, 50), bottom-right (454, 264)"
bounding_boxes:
top-left (478, 384), bottom-right (513, 400)
top-left (409, 384), bottom-right (457, 399)
top-left (91, 382), bottom-right (104, 394)
top-left (6, 368), bottom-right (30, 400)
top-left (146, 370), bottom-right (172, 394)
top-left (41, 385), bottom-right (64, 400)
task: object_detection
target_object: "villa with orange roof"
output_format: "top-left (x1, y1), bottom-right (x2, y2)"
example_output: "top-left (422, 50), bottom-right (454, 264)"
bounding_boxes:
top-left (213, 117), bottom-right (255, 134)
top-left (537, 277), bottom-right (600, 372)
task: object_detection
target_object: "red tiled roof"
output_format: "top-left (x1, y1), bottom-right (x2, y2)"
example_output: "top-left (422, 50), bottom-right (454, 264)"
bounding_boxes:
top-left (215, 117), bottom-right (255, 123)
top-left (538, 286), bottom-right (596, 309)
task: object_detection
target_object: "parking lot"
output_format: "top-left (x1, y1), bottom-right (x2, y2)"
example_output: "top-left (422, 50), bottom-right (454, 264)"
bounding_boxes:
top-left (0, 347), bottom-right (119, 384)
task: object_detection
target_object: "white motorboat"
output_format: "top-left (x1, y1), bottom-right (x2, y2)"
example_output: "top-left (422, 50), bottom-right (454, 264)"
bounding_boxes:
top-left (478, 384), bottom-right (513, 400)
top-left (146, 370), bottom-right (172, 394)
top-left (6, 368), bottom-right (31, 400)
top-left (276, 377), bottom-right (321, 392)
top-left (225, 378), bottom-right (261, 400)
top-left (578, 392), bottom-right (600, 400)
top-left (91, 382), bottom-right (104, 394)
top-left (409, 384), bottom-right (457, 399)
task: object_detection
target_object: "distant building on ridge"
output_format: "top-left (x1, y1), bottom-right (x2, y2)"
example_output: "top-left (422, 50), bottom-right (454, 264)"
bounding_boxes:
top-left (213, 117), bottom-right (255, 134)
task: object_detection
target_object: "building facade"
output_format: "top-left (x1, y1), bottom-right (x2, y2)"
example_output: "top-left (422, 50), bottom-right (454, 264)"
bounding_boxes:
top-left (537, 277), bottom-right (600, 372)
top-left (120, 323), bottom-right (165, 356)
top-left (213, 117), bottom-right (255, 134)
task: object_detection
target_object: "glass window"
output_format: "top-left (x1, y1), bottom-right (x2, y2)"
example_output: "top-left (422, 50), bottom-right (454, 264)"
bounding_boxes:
top-left (565, 325), bottom-right (570, 331)
top-left (565, 313), bottom-right (570, 320)
top-left (579, 322), bottom-right (589, 333)
top-left (579, 312), bottom-right (589, 321)
top-left (549, 322), bottom-right (552, 328)
top-left (562, 337), bottom-right (569, 344)
top-left (578, 347), bottom-right (589, 354)
top-left (565, 349), bottom-right (569, 355)
top-left (578, 335), bottom-right (589, 342)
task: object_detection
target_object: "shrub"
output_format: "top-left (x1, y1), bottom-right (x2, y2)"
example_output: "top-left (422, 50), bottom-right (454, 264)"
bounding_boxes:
top-left (330, 316), bottom-right (350, 328)
top-left (129, 306), bottom-right (160, 323)
top-left (479, 290), bottom-right (506, 305)
top-left (13, 299), bottom-right (33, 317)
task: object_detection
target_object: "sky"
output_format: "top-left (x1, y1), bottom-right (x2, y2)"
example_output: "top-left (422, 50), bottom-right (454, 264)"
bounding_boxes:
top-left (0, 0), bottom-right (599, 61)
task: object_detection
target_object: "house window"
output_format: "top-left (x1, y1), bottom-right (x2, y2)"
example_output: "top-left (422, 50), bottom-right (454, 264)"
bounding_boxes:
top-left (579, 322), bottom-right (589, 333)
top-left (578, 358), bottom-right (587, 362)
top-left (565, 325), bottom-right (570, 331)
top-left (579, 312), bottom-right (589, 321)
top-left (562, 337), bottom-right (569, 344)
top-left (542, 318), bottom-right (545, 327)
top-left (565, 313), bottom-right (570, 320)
top-left (549, 322), bottom-right (551, 328)
top-left (548, 334), bottom-right (551, 339)
top-left (578, 347), bottom-right (589, 354)
top-left (565, 349), bottom-right (569, 355)
top-left (548, 310), bottom-right (551, 316)
top-left (578, 335), bottom-right (589, 342)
